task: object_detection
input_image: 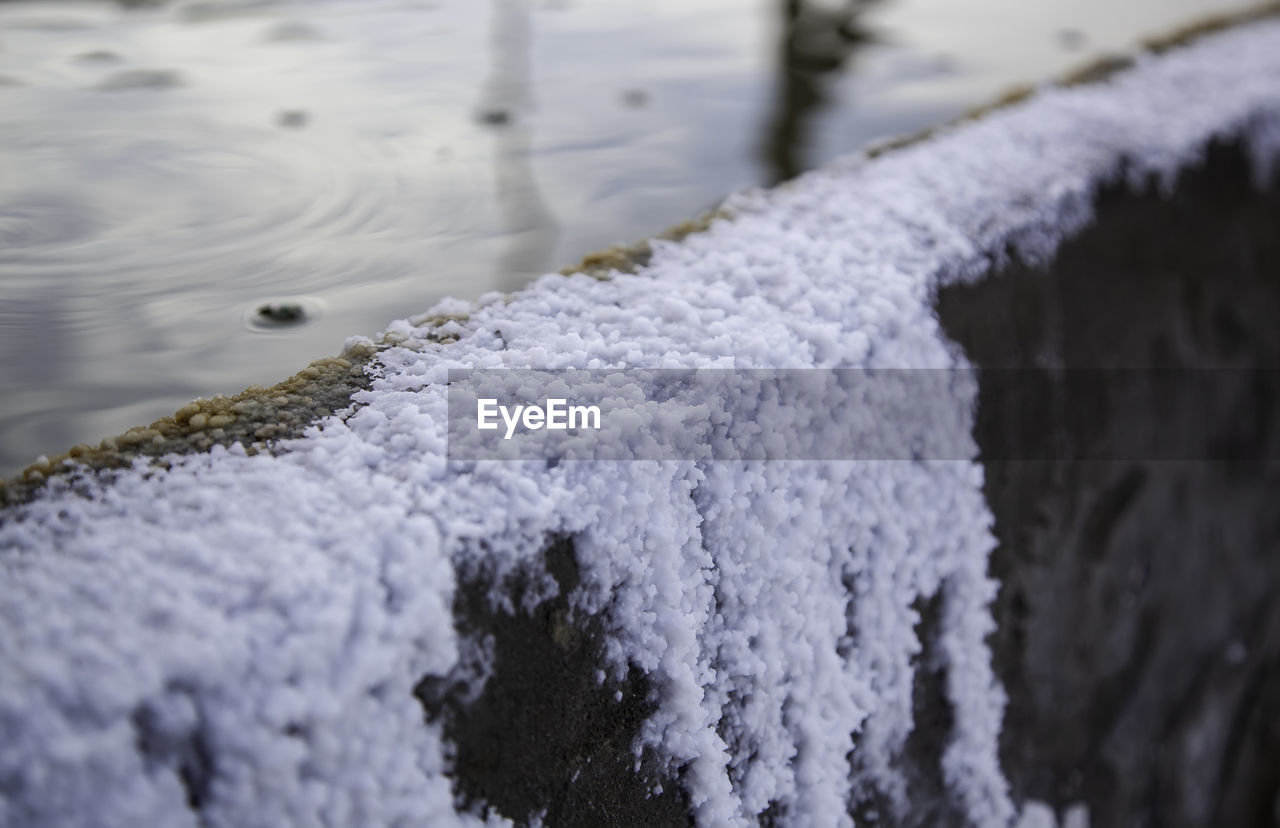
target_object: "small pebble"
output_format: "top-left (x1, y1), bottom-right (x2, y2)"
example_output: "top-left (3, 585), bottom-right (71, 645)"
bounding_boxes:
top-left (257, 302), bottom-right (306, 324)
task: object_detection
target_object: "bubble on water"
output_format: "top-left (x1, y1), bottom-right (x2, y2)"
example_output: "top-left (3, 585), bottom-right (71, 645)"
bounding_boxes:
top-left (276, 109), bottom-right (310, 129)
top-left (621, 88), bottom-right (649, 108)
top-left (97, 69), bottom-right (184, 91)
top-left (477, 108), bottom-right (511, 127)
top-left (1057, 28), bottom-right (1089, 52)
top-left (177, 0), bottom-right (278, 25)
top-left (74, 50), bottom-right (124, 65)
top-left (264, 20), bottom-right (324, 42)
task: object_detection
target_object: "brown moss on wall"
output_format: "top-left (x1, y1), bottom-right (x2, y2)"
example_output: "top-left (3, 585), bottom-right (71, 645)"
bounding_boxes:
top-left (470, 200), bottom-right (727, 304)
top-left (867, 3), bottom-right (1280, 160)
top-left (1141, 2), bottom-right (1280, 53)
top-left (558, 209), bottom-right (731, 280)
top-left (0, 349), bottom-right (374, 507)
top-left (0, 310), bottom-right (490, 507)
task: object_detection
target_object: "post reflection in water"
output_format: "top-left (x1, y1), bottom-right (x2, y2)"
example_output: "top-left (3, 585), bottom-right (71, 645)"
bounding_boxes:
top-left (759, 0), bottom-right (882, 185)
top-left (482, 0), bottom-right (559, 294)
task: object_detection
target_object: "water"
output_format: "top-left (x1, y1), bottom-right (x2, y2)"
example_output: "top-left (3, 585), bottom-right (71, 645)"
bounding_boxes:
top-left (0, 0), bottom-right (1260, 475)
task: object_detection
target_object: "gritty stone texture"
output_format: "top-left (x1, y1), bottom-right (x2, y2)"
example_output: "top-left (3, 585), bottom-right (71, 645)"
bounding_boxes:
top-left (0, 349), bottom-right (374, 508)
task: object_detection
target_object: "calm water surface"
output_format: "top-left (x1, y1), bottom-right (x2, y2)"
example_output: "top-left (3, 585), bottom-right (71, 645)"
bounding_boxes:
top-left (0, 0), bottom-right (1260, 474)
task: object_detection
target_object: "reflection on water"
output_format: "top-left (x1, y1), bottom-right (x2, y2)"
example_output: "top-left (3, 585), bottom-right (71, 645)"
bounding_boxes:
top-left (761, 0), bottom-right (881, 184)
top-left (0, 0), bottom-right (1264, 474)
top-left (485, 0), bottom-right (559, 293)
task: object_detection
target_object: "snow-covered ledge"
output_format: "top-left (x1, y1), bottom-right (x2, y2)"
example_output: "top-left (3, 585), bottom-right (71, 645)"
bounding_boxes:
top-left (4, 15), bottom-right (1280, 828)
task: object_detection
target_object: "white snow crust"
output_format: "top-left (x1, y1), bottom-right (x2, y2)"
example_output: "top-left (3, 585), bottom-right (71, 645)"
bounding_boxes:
top-left (4, 20), bottom-right (1280, 828)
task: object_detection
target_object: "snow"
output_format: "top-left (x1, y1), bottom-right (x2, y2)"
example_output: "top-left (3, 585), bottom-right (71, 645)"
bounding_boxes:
top-left (5, 18), bottom-right (1280, 828)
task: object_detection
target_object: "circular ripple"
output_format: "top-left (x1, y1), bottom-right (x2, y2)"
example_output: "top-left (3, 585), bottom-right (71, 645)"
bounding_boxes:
top-left (0, 194), bottom-right (98, 249)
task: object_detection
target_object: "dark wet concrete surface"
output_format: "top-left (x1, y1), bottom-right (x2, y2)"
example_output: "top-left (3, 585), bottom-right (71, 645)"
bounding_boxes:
top-left (937, 139), bottom-right (1280, 828)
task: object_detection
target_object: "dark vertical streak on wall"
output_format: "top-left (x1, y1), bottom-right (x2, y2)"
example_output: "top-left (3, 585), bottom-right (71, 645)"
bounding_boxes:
top-left (414, 536), bottom-right (692, 827)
